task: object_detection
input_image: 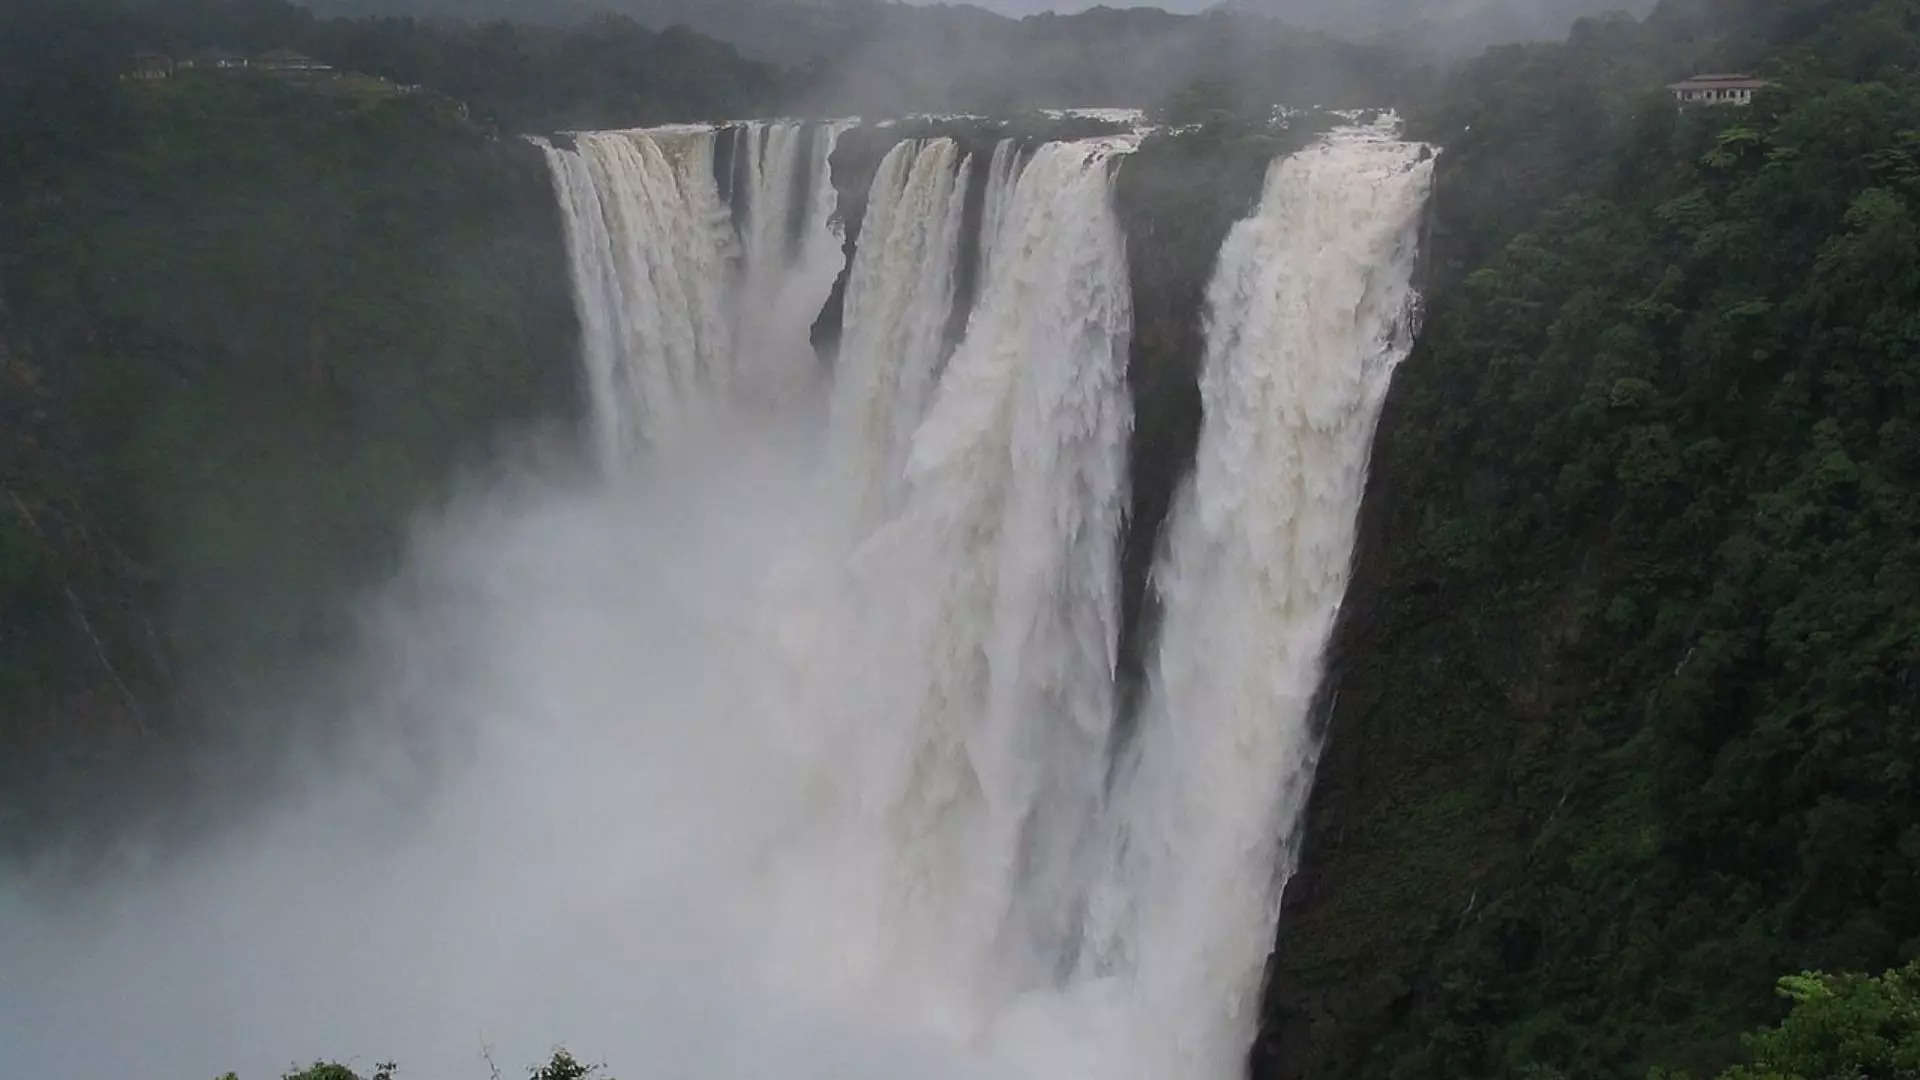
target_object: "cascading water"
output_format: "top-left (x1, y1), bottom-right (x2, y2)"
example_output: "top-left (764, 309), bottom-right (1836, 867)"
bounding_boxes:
top-left (828, 137), bottom-right (973, 524)
top-left (535, 121), bottom-right (847, 460)
top-left (791, 135), bottom-right (1137, 1019)
top-left (534, 127), bottom-right (736, 458)
top-left (898, 137), bottom-right (1135, 991)
top-left (533, 117), bottom-right (1431, 1075)
top-left (531, 117), bottom-right (1434, 1074)
top-left (729, 121), bottom-right (852, 392)
top-left (1076, 118), bottom-right (1435, 1078)
top-left (975, 139), bottom-right (1027, 286)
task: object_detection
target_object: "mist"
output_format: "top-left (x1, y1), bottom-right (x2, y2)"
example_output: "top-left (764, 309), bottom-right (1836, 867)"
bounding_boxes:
top-left (0, 396), bottom-right (1073, 1079)
top-left (932, 0), bottom-right (1655, 41)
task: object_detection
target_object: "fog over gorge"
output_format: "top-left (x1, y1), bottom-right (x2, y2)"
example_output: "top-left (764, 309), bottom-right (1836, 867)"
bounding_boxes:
top-left (971, 0), bottom-right (1655, 41)
top-left (1, 423), bottom-right (1007, 1079)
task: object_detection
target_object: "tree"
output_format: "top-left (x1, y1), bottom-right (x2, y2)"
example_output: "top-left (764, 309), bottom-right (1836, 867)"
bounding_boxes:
top-left (1658, 962), bottom-right (1920, 1080)
top-left (528, 1050), bottom-right (612, 1080)
top-left (215, 1050), bottom-right (605, 1080)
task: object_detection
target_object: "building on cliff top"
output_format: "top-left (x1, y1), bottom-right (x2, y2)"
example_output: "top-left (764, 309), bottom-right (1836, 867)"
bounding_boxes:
top-left (1669, 73), bottom-right (1770, 106)
top-left (255, 49), bottom-right (332, 73)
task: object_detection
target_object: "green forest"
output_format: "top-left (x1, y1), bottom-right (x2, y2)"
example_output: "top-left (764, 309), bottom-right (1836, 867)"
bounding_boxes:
top-left (1260, 1), bottom-right (1920, 1078)
top-left (3, 0), bottom-right (783, 133)
top-left (0, 4), bottom-right (581, 843)
top-left (4, 0), bottom-right (1920, 1076)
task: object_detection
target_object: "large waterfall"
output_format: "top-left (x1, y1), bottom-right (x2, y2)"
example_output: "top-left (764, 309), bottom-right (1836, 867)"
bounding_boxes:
top-left (0, 115), bottom-right (1431, 1080)
top-left (527, 115), bottom-right (1434, 1076)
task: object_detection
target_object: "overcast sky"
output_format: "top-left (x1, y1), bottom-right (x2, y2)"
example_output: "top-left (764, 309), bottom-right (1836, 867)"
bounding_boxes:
top-left (959, 0), bottom-right (1214, 12)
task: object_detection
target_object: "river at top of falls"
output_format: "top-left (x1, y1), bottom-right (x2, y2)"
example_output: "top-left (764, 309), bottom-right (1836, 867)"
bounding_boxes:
top-left (0, 116), bottom-right (1432, 1080)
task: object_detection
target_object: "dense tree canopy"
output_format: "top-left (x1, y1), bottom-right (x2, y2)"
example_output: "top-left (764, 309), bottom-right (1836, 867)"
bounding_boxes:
top-left (2, 0), bottom-right (784, 136)
top-left (1262, 2), bottom-right (1920, 1078)
top-left (1649, 961), bottom-right (1920, 1080)
top-left (0, 16), bottom-right (581, 847)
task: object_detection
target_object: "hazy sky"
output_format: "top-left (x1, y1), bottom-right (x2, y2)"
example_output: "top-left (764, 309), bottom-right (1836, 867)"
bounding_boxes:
top-left (960, 0), bottom-right (1213, 12)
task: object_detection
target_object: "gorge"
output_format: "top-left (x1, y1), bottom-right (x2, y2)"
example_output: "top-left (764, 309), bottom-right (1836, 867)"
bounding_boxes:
top-left (0, 113), bottom-right (1433, 1078)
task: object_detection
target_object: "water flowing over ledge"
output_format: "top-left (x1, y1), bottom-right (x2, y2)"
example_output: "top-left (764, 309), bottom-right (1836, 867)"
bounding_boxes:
top-left (526, 114), bottom-right (1433, 1076)
top-left (532, 121), bottom-right (850, 462)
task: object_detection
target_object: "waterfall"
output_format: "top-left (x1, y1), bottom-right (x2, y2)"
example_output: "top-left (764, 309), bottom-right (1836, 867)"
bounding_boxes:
top-left (827, 137), bottom-right (974, 525)
top-left (976, 139), bottom-right (1027, 288)
top-left (731, 121), bottom-right (851, 393)
top-left (533, 117), bottom-right (1433, 1075)
top-left (799, 136), bottom-right (1137, 1013)
top-left (534, 128), bottom-right (734, 458)
top-left (948, 136), bottom-right (1133, 991)
top-left (1077, 117), bottom-right (1435, 1078)
top-left (534, 121), bottom-right (846, 461)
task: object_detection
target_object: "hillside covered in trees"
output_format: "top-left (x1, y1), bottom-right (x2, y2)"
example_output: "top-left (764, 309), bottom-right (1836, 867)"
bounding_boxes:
top-left (298, 0), bottom-right (1413, 100)
top-left (1259, 1), bottom-right (1920, 1077)
top-left (5, 0), bottom-right (785, 133)
top-left (85, 0), bottom-right (1415, 120)
top-left (0, 2), bottom-right (593, 845)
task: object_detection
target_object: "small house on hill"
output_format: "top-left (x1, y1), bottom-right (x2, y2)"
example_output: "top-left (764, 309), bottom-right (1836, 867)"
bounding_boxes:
top-left (256, 49), bottom-right (331, 73)
top-left (1669, 73), bottom-right (1769, 106)
top-left (181, 47), bottom-right (248, 70)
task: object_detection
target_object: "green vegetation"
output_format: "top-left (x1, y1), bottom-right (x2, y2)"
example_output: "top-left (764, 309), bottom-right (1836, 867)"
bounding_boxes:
top-left (1659, 961), bottom-right (1920, 1080)
top-left (309, 0), bottom-right (1416, 116)
top-left (267, 1064), bottom-right (394, 1080)
top-left (30, 0), bottom-right (783, 132)
top-left (525, 1052), bottom-right (610, 1080)
top-left (19, 0), bottom-right (1418, 128)
top-left (0, 16), bottom-right (579, 847)
top-left (227, 1050), bottom-right (601, 1080)
top-left (1260, 2), bottom-right (1920, 1078)
top-left (306, 13), bottom-right (780, 131)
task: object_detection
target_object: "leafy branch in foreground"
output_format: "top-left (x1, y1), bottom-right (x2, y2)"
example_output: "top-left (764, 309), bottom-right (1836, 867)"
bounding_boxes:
top-left (1655, 961), bottom-right (1920, 1080)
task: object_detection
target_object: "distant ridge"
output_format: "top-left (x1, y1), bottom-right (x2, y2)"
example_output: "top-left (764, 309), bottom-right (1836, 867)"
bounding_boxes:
top-left (294, 0), bottom-right (1416, 111)
top-left (1212, 0), bottom-right (1662, 54)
